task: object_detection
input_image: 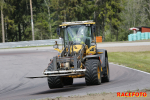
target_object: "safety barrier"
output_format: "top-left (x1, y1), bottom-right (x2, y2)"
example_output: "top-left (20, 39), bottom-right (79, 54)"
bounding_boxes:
top-left (128, 32), bottom-right (150, 41)
top-left (96, 36), bottom-right (102, 42)
top-left (0, 39), bottom-right (62, 49)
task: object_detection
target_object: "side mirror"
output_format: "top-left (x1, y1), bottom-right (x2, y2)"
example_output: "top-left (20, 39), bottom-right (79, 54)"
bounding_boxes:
top-left (56, 28), bottom-right (60, 36)
top-left (53, 41), bottom-right (58, 49)
top-left (92, 25), bottom-right (96, 33)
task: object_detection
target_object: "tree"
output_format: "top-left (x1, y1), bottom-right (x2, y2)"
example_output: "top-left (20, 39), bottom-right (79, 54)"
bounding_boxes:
top-left (0, 0), bottom-right (5, 42)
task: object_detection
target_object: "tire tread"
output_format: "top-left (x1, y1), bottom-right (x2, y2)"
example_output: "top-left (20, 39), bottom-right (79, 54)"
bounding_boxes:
top-left (85, 59), bottom-right (101, 85)
top-left (47, 62), bottom-right (63, 89)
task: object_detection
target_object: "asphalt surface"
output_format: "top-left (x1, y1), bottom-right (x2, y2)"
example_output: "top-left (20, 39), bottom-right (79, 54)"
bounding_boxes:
top-left (0, 47), bottom-right (150, 100)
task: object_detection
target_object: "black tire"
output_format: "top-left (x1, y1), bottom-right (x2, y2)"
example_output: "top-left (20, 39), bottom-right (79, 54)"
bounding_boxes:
top-left (85, 59), bottom-right (101, 85)
top-left (102, 57), bottom-right (110, 82)
top-left (47, 62), bottom-right (63, 89)
top-left (63, 77), bottom-right (73, 85)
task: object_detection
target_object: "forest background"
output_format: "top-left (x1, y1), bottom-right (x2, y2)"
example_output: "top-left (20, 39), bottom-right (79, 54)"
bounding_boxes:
top-left (0, 0), bottom-right (150, 42)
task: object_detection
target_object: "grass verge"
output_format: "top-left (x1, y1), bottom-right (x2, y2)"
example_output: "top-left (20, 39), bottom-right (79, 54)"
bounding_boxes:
top-left (108, 51), bottom-right (150, 73)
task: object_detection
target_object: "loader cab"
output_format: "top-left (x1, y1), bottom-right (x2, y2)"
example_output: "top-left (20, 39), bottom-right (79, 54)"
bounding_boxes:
top-left (57, 21), bottom-right (96, 48)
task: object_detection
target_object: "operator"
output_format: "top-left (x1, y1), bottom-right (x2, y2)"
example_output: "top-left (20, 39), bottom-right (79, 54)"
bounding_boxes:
top-left (75, 26), bottom-right (88, 44)
top-left (72, 29), bottom-right (84, 44)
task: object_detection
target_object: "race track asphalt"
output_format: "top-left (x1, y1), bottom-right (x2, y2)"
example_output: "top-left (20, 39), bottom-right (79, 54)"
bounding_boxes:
top-left (0, 47), bottom-right (150, 100)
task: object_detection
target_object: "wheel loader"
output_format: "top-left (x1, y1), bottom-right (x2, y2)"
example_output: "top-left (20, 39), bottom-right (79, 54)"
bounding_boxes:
top-left (28, 20), bottom-right (110, 89)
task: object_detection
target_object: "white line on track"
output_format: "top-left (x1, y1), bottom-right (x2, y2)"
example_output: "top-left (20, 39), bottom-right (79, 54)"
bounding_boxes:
top-left (109, 62), bottom-right (150, 75)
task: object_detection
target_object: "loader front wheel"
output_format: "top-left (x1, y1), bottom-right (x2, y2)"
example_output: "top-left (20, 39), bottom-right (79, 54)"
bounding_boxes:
top-left (47, 62), bottom-right (63, 89)
top-left (85, 59), bottom-right (101, 85)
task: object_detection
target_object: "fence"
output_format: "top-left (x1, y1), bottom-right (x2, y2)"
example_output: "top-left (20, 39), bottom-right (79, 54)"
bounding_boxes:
top-left (0, 39), bottom-right (62, 49)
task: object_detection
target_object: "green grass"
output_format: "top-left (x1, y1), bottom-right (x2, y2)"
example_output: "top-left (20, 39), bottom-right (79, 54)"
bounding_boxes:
top-left (108, 51), bottom-right (150, 73)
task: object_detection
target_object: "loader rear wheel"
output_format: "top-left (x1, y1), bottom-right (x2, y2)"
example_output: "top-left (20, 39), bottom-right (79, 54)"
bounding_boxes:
top-left (85, 59), bottom-right (101, 85)
top-left (63, 77), bottom-right (73, 85)
top-left (102, 57), bottom-right (110, 82)
top-left (47, 62), bottom-right (63, 89)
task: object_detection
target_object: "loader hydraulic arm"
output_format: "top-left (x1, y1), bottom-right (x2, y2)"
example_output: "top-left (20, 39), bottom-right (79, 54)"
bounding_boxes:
top-left (86, 45), bottom-right (96, 55)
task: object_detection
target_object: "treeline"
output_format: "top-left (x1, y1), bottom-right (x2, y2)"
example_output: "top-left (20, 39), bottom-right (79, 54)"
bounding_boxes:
top-left (0, 0), bottom-right (150, 42)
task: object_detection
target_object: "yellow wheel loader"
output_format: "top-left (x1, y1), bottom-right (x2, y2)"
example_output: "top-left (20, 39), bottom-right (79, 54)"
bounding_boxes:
top-left (28, 20), bottom-right (110, 89)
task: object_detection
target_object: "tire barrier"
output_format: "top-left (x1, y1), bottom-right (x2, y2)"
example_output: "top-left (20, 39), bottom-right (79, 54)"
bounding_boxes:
top-left (128, 32), bottom-right (150, 41)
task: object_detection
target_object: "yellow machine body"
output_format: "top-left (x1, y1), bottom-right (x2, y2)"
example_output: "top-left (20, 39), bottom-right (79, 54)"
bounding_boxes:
top-left (52, 21), bottom-right (103, 78)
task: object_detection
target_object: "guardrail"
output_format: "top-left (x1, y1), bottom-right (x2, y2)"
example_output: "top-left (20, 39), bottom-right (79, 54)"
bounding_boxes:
top-left (0, 39), bottom-right (62, 49)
